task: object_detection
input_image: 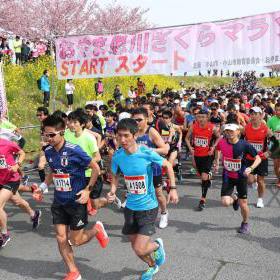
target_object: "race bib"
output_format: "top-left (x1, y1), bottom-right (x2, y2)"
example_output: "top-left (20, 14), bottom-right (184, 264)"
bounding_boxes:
top-left (224, 157), bottom-right (242, 172)
top-left (275, 131), bottom-right (280, 140)
top-left (0, 155), bottom-right (7, 169)
top-left (162, 135), bottom-right (170, 143)
top-left (53, 174), bottom-right (72, 192)
top-left (194, 137), bottom-right (208, 147)
top-left (248, 141), bottom-right (263, 152)
top-left (125, 175), bottom-right (147, 194)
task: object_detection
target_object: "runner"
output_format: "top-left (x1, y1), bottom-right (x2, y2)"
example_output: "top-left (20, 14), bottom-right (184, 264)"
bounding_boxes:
top-left (157, 110), bottom-right (182, 168)
top-left (132, 107), bottom-right (170, 229)
top-left (107, 118), bottom-right (179, 280)
top-left (214, 122), bottom-right (261, 233)
top-left (244, 107), bottom-right (272, 208)
top-left (36, 106), bottom-right (49, 184)
top-left (36, 115), bottom-right (109, 280)
top-left (66, 110), bottom-right (121, 215)
top-left (0, 137), bottom-right (34, 247)
top-left (267, 102), bottom-right (280, 188)
top-left (186, 109), bottom-right (220, 210)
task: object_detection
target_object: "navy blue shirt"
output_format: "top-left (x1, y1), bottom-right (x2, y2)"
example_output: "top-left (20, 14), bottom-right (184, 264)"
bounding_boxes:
top-left (44, 141), bottom-right (92, 205)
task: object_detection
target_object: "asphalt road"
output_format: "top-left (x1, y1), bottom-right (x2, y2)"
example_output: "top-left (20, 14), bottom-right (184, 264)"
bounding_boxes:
top-left (1, 159), bottom-right (280, 280)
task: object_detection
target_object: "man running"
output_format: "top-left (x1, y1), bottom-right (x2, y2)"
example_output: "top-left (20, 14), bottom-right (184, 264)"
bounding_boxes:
top-left (214, 122), bottom-right (261, 233)
top-left (267, 102), bottom-right (280, 188)
top-left (132, 108), bottom-right (170, 229)
top-left (244, 107), bottom-right (272, 208)
top-left (36, 115), bottom-right (108, 280)
top-left (0, 137), bottom-right (33, 247)
top-left (107, 118), bottom-right (179, 280)
top-left (186, 109), bottom-right (220, 210)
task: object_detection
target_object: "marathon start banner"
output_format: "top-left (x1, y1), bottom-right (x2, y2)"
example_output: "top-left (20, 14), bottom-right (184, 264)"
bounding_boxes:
top-left (55, 10), bottom-right (280, 79)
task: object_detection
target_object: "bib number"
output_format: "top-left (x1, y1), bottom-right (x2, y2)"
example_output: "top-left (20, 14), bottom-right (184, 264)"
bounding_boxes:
top-left (248, 141), bottom-right (263, 152)
top-left (125, 175), bottom-right (147, 194)
top-left (224, 158), bottom-right (241, 172)
top-left (53, 174), bottom-right (72, 192)
top-left (0, 155), bottom-right (7, 169)
top-left (194, 137), bottom-right (208, 147)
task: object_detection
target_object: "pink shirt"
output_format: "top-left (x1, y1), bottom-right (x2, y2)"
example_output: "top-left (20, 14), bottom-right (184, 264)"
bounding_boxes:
top-left (0, 139), bottom-right (20, 184)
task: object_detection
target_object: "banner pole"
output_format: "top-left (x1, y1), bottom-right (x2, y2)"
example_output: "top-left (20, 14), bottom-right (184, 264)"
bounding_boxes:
top-left (51, 38), bottom-right (56, 112)
top-left (0, 62), bottom-right (8, 120)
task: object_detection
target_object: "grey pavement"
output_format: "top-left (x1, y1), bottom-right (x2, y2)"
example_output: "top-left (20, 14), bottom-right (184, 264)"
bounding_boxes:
top-left (1, 160), bottom-right (280, 280)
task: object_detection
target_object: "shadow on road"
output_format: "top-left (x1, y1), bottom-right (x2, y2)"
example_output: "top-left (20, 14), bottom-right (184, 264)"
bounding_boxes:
top-left (0, 255), bottom-right (143, 280)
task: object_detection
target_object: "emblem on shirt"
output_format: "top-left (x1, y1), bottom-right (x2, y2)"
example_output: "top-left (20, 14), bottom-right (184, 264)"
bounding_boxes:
top-left (61, 152), bottom-right (68, 167)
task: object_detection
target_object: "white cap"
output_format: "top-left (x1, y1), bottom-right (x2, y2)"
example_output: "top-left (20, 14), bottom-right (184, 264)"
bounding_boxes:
top-left (119, 112), bottom-right (131, 121)
top-left (224, 124), bottom-right (240, 131)
top-left (174, 99), bottom-right (180, 104)
top-left (211, 100), bottom-right (219, 104)
top-left (197, 101), bottom-right (204, 106)
top-left (250, 107), bottom-right (262, 113)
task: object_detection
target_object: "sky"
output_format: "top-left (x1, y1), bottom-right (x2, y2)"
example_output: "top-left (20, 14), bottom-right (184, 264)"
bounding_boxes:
top-left (102, 0), bottom-right (280, 27)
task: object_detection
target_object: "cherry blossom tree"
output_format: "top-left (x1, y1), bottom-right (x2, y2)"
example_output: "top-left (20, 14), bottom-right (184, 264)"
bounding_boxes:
top-left (0, 0), bottom-right (152, 40)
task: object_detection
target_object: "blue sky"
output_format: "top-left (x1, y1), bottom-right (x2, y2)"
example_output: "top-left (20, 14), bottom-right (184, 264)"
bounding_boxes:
top-left (102, 0), bottom-right (280, 27)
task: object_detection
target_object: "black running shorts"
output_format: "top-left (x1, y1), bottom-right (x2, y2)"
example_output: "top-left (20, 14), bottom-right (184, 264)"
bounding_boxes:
top-left (221, 176), bottom-right (248, 199)
top-left (0, 181), bottom-right (20, 195)
top-left (153, 175), bottom-right (163, 189)
top-left (245, 159), bottom-right (268, 177)
top-left (51, 202), bottom-right (88, 231)
top-left (194, 155), bottom-right (214, 175)
top-left (87, 176), bottom-right (103, 199)
top-left (122, 207), bottom-right (158, 236)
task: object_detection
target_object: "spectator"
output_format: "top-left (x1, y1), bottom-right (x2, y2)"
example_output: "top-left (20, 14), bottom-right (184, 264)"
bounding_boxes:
top-left (128, 85), bottom-right (136, 99)
top-left (41, 69), bottom-right (50, 107)
top-left (14, 36), bottom-right (22, 65)
top-left (32, 42), bottom-right (39, 62)
top-left (94, 78), bottom-right (103, 96)
top-left (152, 84), bottom-right (160, 97)
top-left (137, 77), bottom-right (146, 96)
top-left (21, 40), bottom-right (30, 64)
top-left (65, 79), bottom-right (75, 111)
top-left (113, 85), bottom-right (122, 102)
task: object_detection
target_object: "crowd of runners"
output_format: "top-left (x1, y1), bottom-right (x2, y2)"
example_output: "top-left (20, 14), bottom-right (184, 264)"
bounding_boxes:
top-left (0, 71), bottom-right (280, 280)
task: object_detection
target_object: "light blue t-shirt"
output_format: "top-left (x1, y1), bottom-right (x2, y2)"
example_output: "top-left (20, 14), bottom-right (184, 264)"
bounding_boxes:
top-left (112, 145), bottom-right (164, 211)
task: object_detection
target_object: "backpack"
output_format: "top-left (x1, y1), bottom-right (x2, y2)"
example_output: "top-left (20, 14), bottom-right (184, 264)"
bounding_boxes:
top-left (37, 78), bottom-right (42, 90)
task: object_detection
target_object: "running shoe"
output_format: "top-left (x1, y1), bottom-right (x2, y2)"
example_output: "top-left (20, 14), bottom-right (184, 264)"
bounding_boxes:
top-left (190, 167), bottom-right (196, 175)
top-left (159, 212), bottom-right (168, 229)
top-left (141, 265), bottom-right (159, 280)
top-left (31, 209), bottom-right (42, 230)
top-left (0, 231), bottom-right (11, 247)
top-left (22, 175), bottom-right (29, 186)
top-left (208, 172), bottom-right (213, 181)
top-left (94, 221), bottom-right (109, 249)
top-left (154, 238), bottom-right (165, 266)
top-left (63, 269), bottom-right (81, 280)
top-left (113, 196), bottom-right (122, 209)
top-left (238, 222), bottom-right (249, 234)
top-left (256, 198), bottom-right (264, 208)
top-left (198, 200), bottom-right (206, 211)
top-left (232, 192), bottom-right (239, 211)
top-left (87, 200), bottom-right (97, 216)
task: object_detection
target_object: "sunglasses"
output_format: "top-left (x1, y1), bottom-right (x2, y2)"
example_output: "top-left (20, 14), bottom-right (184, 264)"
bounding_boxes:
top-left (43, 131), bottom-right (62, 138)
top-left (211, 108), bottom-right (217, 111)
top-left (157, 115), bottom-right (163, 118)
top-left (134, 118), bottom-right (144, 122)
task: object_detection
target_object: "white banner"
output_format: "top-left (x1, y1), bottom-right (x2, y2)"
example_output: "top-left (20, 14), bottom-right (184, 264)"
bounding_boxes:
top-left (0, 63), bottom-right (7, 117)
top-left (55, 10), bottom-right (280, 79)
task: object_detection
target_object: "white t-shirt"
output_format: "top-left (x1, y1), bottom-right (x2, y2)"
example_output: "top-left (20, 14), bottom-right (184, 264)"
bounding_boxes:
top-left (128, 90), bottom-right (136, 98)
top-left (65, 83), bottom-right (75, 95)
